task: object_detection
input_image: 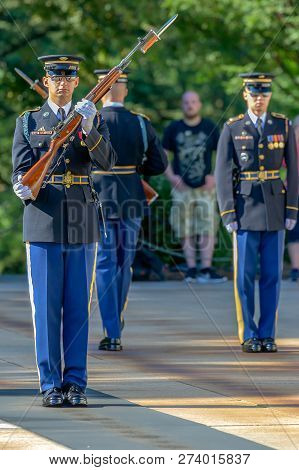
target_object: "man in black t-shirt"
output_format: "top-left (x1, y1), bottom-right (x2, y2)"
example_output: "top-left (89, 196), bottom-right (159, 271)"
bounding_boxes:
top-left (163, 91), bottom-right (227, 283)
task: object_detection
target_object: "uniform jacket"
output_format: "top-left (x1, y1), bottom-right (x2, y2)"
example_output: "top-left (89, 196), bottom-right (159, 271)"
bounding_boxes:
top-left (12, 101), bottom-right (116, 243)
top-left (215, 111), bottom-right (298, 231)
top-left (92, 105), bottom-right (168, 219)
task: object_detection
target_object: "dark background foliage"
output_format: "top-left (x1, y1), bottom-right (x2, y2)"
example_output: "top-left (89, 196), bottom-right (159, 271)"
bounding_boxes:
top-left (0, 0), bottom-right (298, 272)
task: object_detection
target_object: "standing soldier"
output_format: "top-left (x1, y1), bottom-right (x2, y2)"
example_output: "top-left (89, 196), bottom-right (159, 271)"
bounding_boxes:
top-left (12, 55), bottom-right (116, 406)
top-left (92, 69), bottom-right (168, 351)
top-left (287, 115), bottom-right (299, 282)
top-left (216, 73), bottom-right (298, 353)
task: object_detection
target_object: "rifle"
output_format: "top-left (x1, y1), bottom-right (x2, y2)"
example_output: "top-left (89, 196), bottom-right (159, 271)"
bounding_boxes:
top-left (21, 14), bottom-right (178, 200)
top-left (15, 68), bottom-right (48, 99)
top-left (16, 62), bottom-right (160, 206)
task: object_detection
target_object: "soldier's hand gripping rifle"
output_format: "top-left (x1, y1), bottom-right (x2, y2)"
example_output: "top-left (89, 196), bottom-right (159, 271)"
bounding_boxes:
top-left (14, 68), bottom-right (48, 99)
top-left (22, 14), bottom-right (178, 200)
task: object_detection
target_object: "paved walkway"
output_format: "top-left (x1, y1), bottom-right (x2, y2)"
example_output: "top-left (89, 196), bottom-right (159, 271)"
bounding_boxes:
top-left (0, 275), bottom-right (298, 450)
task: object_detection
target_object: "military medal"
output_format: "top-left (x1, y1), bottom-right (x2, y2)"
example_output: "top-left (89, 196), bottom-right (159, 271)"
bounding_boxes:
top-left (277, 134), bottom-right (284, 148)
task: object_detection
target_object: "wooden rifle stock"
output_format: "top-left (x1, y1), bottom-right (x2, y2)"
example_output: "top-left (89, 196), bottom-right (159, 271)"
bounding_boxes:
top-left (21, 14), bottom-right (178, 200)
top-left (22, 68), bottom-right (123, 199)
top-left (22, 115), bottom-right (82, 198)
top-left (141, 179), bottom-right (158, 205)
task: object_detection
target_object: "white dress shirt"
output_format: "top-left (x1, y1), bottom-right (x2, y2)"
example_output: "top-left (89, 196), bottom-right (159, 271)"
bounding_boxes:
top-left (248, 108), bottom-right (266, 129)
top-left (47, 98), bottom-right (72, 118)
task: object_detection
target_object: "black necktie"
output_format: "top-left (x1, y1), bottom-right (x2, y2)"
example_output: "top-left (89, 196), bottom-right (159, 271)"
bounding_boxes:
top-left (257, 117), bottom-right (263, 137)
top-left (58, 107), bottom-right (66, 121)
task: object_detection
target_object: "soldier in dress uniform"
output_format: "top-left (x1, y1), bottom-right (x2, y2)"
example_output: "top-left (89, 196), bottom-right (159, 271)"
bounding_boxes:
top-left (215, 73), bottom-right (298, 353)
top-left (92, 69), bottom-right (168, 351)
top-left (12, 55), bottom-right (116, 406)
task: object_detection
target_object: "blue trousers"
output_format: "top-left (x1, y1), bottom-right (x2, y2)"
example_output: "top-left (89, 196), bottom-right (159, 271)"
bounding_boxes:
top-left (26, 242), bottom-right (97, 392)
top-left (95, 218), bottom-right (141, 338)
top-left (233, 230), bottom-right (285, 343)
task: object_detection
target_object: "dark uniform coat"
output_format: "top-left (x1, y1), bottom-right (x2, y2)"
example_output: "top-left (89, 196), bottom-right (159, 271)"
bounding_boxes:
top-left (92, 105), bottom-right (168, 219)
top-left (215, 111), bottom-right (298, 231)
top-left (12, 101), bottom-right (116, 243)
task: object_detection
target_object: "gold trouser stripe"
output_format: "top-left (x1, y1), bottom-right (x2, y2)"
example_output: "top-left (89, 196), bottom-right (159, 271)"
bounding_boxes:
top-left (220, 209), bottom-right (235, 217)
top-left (233, 232), bottom-right (244, 344)
top-left (88, 134), bottom-right (103, 152)
top-left (275, 308), bottom-right (278, 338)
top-left (120, 266), bottom-right (133, 325)
top-left (286, 205), bottom-right (298, 211)
top-left (88, 242), bottom-right (98, 316)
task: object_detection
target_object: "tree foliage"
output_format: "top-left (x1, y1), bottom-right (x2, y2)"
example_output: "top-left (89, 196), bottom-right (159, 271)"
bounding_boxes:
top-left (0, 0), bottom-right (298, 271)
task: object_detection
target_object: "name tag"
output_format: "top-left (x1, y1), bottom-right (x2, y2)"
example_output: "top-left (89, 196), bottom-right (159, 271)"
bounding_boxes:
top-left (31, 130), bottom-right (53, 135)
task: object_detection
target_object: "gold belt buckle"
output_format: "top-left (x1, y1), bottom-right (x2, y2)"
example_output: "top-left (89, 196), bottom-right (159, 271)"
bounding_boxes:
top-left (258, 171), bottom-right (266, 181)
top-left (62, 171), bottom-right (74, 188)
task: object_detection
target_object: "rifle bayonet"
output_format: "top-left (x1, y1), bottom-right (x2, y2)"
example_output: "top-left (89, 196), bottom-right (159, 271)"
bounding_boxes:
top-left (15, 67), bottom-right (48, 99)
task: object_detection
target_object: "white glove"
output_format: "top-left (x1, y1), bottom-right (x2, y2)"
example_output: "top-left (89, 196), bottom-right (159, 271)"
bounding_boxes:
top-left (75, 99), bottom-right (97, 135)
top-left (225, 221), bottom-right (238, 233)
top-left (13, 175), bottom-right (33, 200)
top-left (285, 218), bottom-right (297, 231)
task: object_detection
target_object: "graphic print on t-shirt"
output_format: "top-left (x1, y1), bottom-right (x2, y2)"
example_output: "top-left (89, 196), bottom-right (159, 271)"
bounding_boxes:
top-left (162, 119), bottom-right (219, 188)
top-left (176, 130), bottom-right (208, 187)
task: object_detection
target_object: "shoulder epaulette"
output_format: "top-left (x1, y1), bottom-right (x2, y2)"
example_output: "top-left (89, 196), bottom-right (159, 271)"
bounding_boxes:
top-left (226, 114), bottom-right (244, 125)
top-left (130, 110), bottom-right (150, 121)
top-left (271, 112), bottom-right (287, 119)
top-left (19, 107), bottom-right (41, 118)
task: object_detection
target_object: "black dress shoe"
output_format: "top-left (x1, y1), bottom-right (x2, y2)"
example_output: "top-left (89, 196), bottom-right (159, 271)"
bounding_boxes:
top-left (63, 383), bottom-right (87, 407)
top-left (42, 387), bottom-right (64, 407)
top-left (242, 337), bottom-right (262, 353)
top-left (98, 337), bottom-right (122, 351)
top-left (261, 338), bottom-right (277, 353)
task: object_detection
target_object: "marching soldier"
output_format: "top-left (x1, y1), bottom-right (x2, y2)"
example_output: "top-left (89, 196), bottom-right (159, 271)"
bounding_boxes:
top-left (215, 73), bottom-right (298, 353)
top-left (12, 55), bottom-right (116, 406)
top-left (92, 69), bottom-right (168, 351)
